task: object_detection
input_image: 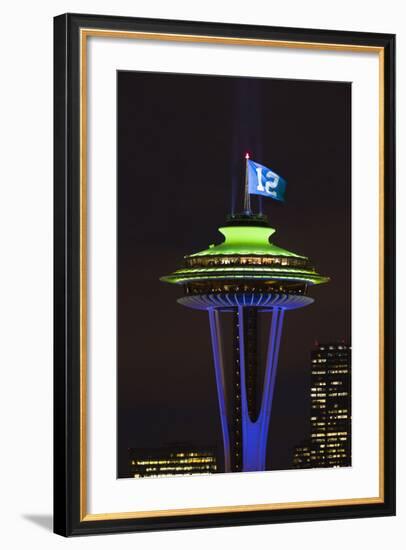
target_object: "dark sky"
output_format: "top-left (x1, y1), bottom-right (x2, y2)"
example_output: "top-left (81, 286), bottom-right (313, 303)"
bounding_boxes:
top-left (117, 71), bottom-right (351, 477)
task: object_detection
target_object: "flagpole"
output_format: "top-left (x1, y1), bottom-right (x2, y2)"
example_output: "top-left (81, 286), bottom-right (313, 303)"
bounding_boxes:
top-left (244, 153), bottom-right (251, 214)
top-left (258, 196), bottom-right (263, 216)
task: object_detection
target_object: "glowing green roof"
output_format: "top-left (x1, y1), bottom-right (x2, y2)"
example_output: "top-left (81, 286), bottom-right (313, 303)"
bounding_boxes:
top-left (160, 219), bottom-right (329, 288)
top-left (189, 226), bottom-right (305, 258)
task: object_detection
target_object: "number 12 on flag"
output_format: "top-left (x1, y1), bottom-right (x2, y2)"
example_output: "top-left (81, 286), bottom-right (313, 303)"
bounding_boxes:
top-left (247, 160), bottom-right (287, 202)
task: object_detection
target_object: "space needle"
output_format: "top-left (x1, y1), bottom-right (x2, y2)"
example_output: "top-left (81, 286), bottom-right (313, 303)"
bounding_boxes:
top-left (161, 155), bottom-right (329, 473)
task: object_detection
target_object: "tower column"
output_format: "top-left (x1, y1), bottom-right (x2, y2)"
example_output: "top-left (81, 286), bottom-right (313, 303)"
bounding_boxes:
top-left (237, 306), bottom-right (285, 471)
top-left (257, 308), bottom-right (285, 469)
top-left (208, 308), bottom-right (231, 472)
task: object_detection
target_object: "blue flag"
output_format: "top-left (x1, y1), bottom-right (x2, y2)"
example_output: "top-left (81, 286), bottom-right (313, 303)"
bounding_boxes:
top-left (247, 160), bottom-right (287, 202)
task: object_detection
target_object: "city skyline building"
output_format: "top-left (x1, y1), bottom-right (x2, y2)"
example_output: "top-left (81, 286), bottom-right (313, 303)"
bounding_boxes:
top-left (128, 444), bottom-right (218, 478)
top-left (292, 342), bottom-right (352, 469)
top-left (161, 192), bottom-right (329, 473)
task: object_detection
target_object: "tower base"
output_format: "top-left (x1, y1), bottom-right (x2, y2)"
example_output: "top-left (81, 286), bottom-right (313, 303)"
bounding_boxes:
top-left (193, 293), bottom-right (313, 473)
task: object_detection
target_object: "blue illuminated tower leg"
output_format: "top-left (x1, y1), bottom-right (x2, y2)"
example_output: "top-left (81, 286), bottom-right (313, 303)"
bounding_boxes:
top-left (258, 308), bottom-right (285, 469)
top-left (237, 305), bottom-right (285, 472)
top-left (208, 309), bottom-right (231, 472)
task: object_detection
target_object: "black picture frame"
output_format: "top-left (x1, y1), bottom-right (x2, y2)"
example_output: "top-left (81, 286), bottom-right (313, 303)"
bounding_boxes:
top-left (54, 12), bottom-right (396, 536)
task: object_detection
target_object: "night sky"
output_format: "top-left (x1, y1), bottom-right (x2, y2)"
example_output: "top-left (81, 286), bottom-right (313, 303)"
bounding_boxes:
top-left (117, 71), bottom-right (351, 477)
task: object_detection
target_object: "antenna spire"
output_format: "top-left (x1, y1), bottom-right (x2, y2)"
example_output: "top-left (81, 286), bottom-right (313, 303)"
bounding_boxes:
top-left (243, 153), bottom-right (251, 214)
